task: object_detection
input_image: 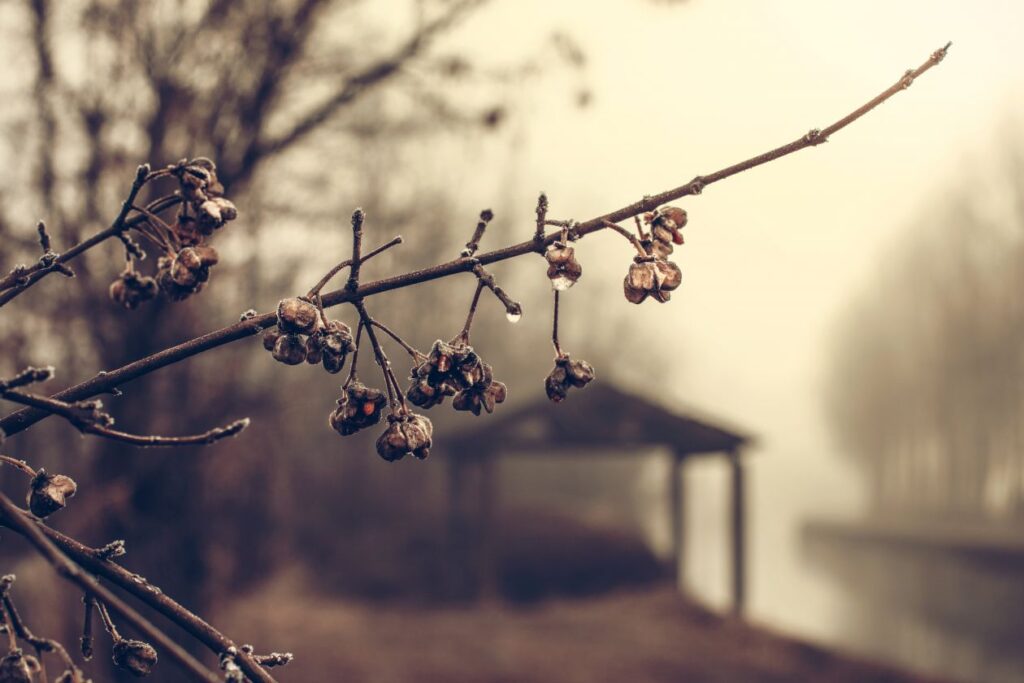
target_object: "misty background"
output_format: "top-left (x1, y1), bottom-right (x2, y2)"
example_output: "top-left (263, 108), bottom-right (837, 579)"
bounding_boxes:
top-left (0, 0), bottom-right (1022, 681)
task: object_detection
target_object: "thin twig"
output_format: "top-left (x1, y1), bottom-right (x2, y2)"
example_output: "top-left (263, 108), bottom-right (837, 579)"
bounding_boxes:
top-left (0, 44), bottom-right (951, 437)
top-left (0, 576), bottom-right (81, 679)
top-left (0, 493), bottom-right (224, 683)
top-left (457, 280), bottom-right (486, 343)
top-left (552, 290), bottom-right (563, 357)
top-left (0, 387), bottom-right (249, 447)
top-left (0, 455), bottom-right (37, 477)
top-left (461, 209), bottom-right (494, 257)
top-left (370, 320), bottom-right (424, 360)
top-left (307, 235), bottom-right (403, 297)
top-left (352, 300), bottom-right (403, 410)
top-left (601, 219), bottom-right (648, 256)
top-left (346, 208), bottom-right (365, 292)
top-left (0, 165), bottom-right (152, 306)
top-left (534, 192), bottom-right (548, 243)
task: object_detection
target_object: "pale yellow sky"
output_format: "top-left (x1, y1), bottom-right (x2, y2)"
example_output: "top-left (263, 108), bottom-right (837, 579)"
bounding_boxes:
top-left (443, 0), bottom-right (1024, 642)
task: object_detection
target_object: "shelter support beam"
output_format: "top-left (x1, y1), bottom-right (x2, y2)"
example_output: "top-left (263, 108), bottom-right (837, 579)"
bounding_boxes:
top-left (729, 448), bottom-right (746, 616)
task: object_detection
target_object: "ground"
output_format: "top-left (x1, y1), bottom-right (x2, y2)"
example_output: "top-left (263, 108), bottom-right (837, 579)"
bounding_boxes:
top-left (217, 569), bottom-right (950, 683)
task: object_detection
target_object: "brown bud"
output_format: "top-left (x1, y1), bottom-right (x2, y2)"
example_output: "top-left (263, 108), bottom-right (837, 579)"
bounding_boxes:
top-left (272, 334), bottom-right (306, 365)
top-left (305, 335), bottom-right (324, 365)
top-left (112, 639), bottom-right (158, 677)
top-left (650, 237), bottom-right (675, 260)
top-left (655, 259), bottom-right (682, 291)
top-left (566, 359), bottom-right (595, 388)
top-left (210, 197), bottom-right (238, 222)
top-left (321, 349), bottom-right (346, 374)
top-left (545, 355), bottom-right (594, 402)
top-left (0, 650), bottom-right (33, 683)
top-left (375, 414), bottom-right (433, 462)
top-left (276, 297), bottom-right (319, 335)
top-left (156, 268), bottom-right (198, 301)
top-left (176, 247), bottom-right (204, 271)
top-left (623, 258), bottom-right (680, 304)
top-left (658, 206), bottom-right (688, 234)
top-left (109, 272), bottom-right (159, 310)
top-left (27, 469), bottom-right (77, 518)
top-left (262, 327), bottom-right (282, 352)
top-left (545, 243), bottom-right (582, 291)
top-left (330, 382), bottom-right (387, 436)
top-left (545, 372), bottom-right (569, 403)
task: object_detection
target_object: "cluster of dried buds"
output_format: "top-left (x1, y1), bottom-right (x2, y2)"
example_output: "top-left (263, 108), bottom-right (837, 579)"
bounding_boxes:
top-left (263, 297), bottom-right (355, 373)
top-left (406, 339), bottom-right (507, 416)
top-left (107, 158), bottom-right (238, 308)
top-left (155, 245), bottom-right (219, 302)
top-left (623, 206), bottom-right (686, 304)
top-left (544, 354), bottom-right (595, 402)
top-left (328, 381), bottom-right (387, 436)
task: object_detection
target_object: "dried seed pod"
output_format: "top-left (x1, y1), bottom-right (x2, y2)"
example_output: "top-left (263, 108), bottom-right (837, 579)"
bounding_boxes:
top-left (262, 327), bottom-right (282, 352)
top-left (276, 297), bottom-right (319, 335)
top-left (623, 258), bottom-right (681, 305)
top-left (655, 259), bottom-right (682, 292)
top-left (112, 639), bottom-right (158, 677)
top-left (196, 200), bottom-right (224, 233)
top-left (272, 334), bottom-right (307, 365)
top-left (407, 340), bottom-right (474, 408)
top-left (313, 320), bottom-right (355, 374)
top-left (407, 377), bottom-right (455, 409)
top-left (545, 243), bottom-right (582, 291)
top-left (545, 355), bottom-right (595, 403)
top-left (375, 414), bottom-right (434, 461)
top-left (109, 271), bottom-right (159, 310)
top-left (210, 197), bottom-right (238, 222)
top-left (27, 469), bottom-right (77, 518)
top-left (647, 206), bottom-right (687, 237)
top-left (304, 335), bottom-right (324, 365)
top-left (329, 382), bottom-right (387, 436)
top-left (0, 650), bottom-right (33, 683)
top-left (454, 379), bottom-right (507, 416)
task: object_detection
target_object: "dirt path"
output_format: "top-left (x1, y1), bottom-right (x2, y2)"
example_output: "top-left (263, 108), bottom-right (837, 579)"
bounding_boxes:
top-left (217, 572), bottom-right (950, 683)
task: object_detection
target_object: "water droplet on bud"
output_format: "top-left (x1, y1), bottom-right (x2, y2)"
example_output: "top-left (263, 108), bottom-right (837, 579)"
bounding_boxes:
top-left (551, 276), bottom-right (573, 291)
top-left (506, 310), bottom-right (522, 323)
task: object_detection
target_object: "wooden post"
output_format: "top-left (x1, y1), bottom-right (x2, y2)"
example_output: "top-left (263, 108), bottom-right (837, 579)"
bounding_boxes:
top-left (477, 455), bottom-right (499, 600)
top-left (669, 449), bottom-right (686, 593)
top-left (728, 448), bottom-right (746, 616)
top-left (447, 456), bottom-right (469, 600)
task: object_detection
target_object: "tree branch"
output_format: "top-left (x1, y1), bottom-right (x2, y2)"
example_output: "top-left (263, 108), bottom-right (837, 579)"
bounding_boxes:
top-left (0, 493), bottom-right (224, 683)
top-left (0, 43), bottom-right (950, 438)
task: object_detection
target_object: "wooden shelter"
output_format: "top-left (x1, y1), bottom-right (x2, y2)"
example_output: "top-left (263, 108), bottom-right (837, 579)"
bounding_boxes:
top-left (443, 382), bottom-right (753, 614)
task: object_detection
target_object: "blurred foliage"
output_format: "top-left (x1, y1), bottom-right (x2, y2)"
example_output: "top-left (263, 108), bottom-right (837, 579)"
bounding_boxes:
top-left (826, 139), bottom-right (1024, 520)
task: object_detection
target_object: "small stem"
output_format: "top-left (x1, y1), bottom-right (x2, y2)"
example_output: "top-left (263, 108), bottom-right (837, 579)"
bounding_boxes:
top-left (370, 320), bottom-right (423, 361)
top-left (347, 209), bottom-right (365, 292)
top-left (81, 594), bottom-right (95, 660)
top-left (461, 209), bottom-right (494, 257)
top-left (0, 388), bottom-right (249, 447)
top-left (353, 300), bottom-right (404, 411)
top-left (534, 192), bottom-right (548, 243)
top-left (0, 455), bottom-right (37, 477)
top-left (94, 599), bottom-right (122, 642)
top-left (307, 235), bottom-right (403, 297)
top-left (634, 213), bottom-right (647, 241)
top-left (457, 280), bottom-right (486, 343)
top-left (344, 320), bottom-right (365, 387)
top-left (552, 290), bottom-right (564, 358)
top-left (471, 263), bottom-right (522, 320)
top-left (601, 219), bottom-right (648, 256)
